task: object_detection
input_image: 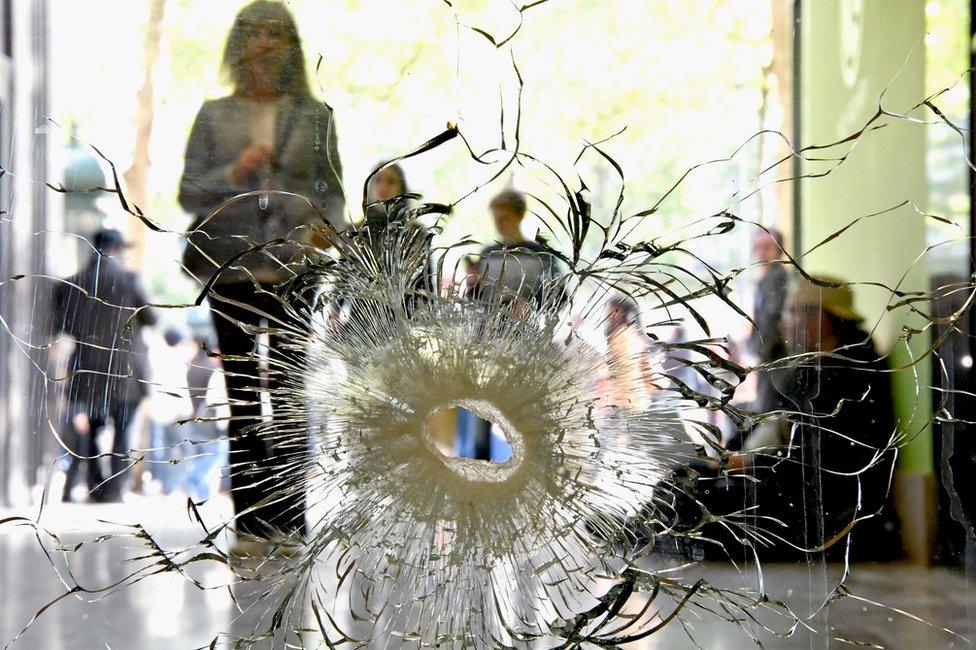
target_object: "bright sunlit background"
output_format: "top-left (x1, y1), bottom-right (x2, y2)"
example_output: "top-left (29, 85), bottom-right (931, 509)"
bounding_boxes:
top-left (48, 0), bottom-right (802, 311)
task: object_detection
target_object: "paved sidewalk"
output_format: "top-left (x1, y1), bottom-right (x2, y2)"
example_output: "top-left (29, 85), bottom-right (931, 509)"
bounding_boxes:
top-left (1, 497), bottom-right (974, 648)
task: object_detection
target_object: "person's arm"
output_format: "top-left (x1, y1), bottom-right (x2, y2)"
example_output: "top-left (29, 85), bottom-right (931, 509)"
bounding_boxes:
top-left (178, 102), bottom-right (247, 218)
top-left (276, 99), bottom-right (346, 230)
top-left (639, 350), bottom-right (661, 396)
top-left (317, 103), bottom-right (346, 230)
top-left (466, 244), bottom-right (501, 303)
top-left (49, 281), bottom-right (66, 338)
top-left (547, 254), bottom-right (570, 310)
top-left (310, 110), bottom-right (344, 248)
top-left (530, 245), bottom-right (568, 310)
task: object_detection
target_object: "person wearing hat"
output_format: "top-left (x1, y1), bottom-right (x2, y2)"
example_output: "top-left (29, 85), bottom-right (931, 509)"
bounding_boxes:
top-left (784, 275), bottom-right (867, 353)
top-left (51, 228), bottom-right (157, 502)
top-left (727, 275), bottom-right (902, 561)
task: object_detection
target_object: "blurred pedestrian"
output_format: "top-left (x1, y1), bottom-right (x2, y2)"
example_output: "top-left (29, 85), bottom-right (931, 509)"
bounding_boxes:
top-left (469, 189), bottom-right (564, 308)
top-left (178, 0), bottom-right (345, 545)
top-left (600, 295), bottom-right (659, 412)
top-left (719, 277), bottom-right (902, 561)
top-left (146, 328), bottom-right (194, 495)
top-left (366, 162), bottom-right (408, 205)
top-left (456, 190), bottom-right (565, 460)
top-left (362, 162), bottom-right (434, 313)
top-left (53, 228), bottom-right (157, 502)
top-left (183, 334), bottom-right (228, 502)
top-left (186, 334), bottom-right (220, 418)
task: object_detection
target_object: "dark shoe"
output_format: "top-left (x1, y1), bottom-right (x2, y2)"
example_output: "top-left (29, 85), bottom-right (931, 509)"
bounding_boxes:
top-left (89, 488), bottom-right (123, 503)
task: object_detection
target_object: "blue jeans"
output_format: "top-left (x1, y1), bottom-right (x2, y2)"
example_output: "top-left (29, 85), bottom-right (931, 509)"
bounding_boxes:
top-left (455, 408), bottom-right (492, 460)
top-left (149, 422), bottom-right (187, 494)
top-left (183, 429), bottom-right (227, 502)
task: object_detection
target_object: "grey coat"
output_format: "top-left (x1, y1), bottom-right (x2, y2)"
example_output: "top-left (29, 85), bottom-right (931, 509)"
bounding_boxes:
top-left (178, 94), bottom-right (345, 285)
top-left (52, 256), bottom-right (157, 413)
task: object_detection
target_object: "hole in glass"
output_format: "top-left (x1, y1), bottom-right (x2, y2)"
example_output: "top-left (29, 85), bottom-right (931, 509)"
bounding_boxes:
top-left (427, 406), bottom-right (514, 463)
top-left (424, 400), bottom-right (525, 483)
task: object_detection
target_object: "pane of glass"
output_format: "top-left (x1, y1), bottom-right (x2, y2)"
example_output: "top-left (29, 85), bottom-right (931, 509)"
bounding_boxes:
top-left (0, 1), bottom-right (972, 647)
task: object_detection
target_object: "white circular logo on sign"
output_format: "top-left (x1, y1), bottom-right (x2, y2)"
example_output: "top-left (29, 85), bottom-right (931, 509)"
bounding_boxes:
top-left (840, 0), bottom-right (865, 88)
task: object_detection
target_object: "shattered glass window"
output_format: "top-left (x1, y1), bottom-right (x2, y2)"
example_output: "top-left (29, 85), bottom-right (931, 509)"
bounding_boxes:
top-left (1, 0), bottom-right (975, 648)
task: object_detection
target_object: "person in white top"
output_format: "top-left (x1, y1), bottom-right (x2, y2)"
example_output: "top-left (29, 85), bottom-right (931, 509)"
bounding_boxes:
top-left (146, 328), bottom-right (195, 494)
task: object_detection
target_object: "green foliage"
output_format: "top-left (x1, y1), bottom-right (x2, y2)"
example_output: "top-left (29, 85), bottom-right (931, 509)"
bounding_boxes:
top-left (924, 0), bottom-right (969, 274)
top-left (52, 0), bottom-right (784, 302)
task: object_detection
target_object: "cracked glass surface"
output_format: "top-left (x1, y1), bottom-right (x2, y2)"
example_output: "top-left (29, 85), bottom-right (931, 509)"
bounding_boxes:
top-left (0, 1), bottom-right (974, 648)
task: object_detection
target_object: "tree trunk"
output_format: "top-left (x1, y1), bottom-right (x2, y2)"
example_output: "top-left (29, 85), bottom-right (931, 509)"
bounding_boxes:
top-left (123, 0), bottom-right (166, 493)
top-left (123, 0), bottom-right (166, 269)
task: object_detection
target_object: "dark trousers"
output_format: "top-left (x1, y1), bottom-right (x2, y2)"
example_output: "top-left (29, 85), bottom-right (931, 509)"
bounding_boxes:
top-left (210, 284), bottom-right (308, 538)
top-left (63, 401), bottom-right (136, 502)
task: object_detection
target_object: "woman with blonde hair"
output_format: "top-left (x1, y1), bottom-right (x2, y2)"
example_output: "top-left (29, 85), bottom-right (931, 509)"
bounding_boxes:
top-left (179, 0), bottom-right (345, 547)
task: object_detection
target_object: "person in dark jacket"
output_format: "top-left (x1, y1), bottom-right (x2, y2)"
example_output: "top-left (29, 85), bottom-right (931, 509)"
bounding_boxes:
top-left (723, 276), bottom-right (902, 561)
top-left (53, 228), bottom-right (157, 502)
top-left (745, 228), bottom-right (790, 415)
top-left (178, 0), bottom-right (345, 545)
top-left (748, 229), bottom-right (789, 363)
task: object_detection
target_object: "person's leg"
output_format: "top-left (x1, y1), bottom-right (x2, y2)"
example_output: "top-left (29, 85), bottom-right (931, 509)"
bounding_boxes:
top-left (148, 420), bottom-right (171, 491)
top-left (453, 408), bottom-right (494, 460)
top-left (210, 286), bottom-right (277, 538)
top-left (101, 402), bottom-right (136, 501)
top-left (455, 408), bottom-right (476, 458)
top-left (160, 422), bottom-right (187, 494)
top-left (472, 416), bottom-right (492, 461)
top-left (86, 413), bottom-right (107, 498)
top-left (179, 417), bottom-right (228, 502)
top-left (61, 417), bottom-right (83, 501)
top-left (185, 439), bottom-right (220, 502)
top-left (262, 291), bottom-right (308, 537)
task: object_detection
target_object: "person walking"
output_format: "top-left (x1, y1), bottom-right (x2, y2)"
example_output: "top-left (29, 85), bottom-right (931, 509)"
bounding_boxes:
top-left (54, 228), bottom-right (157, 502)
